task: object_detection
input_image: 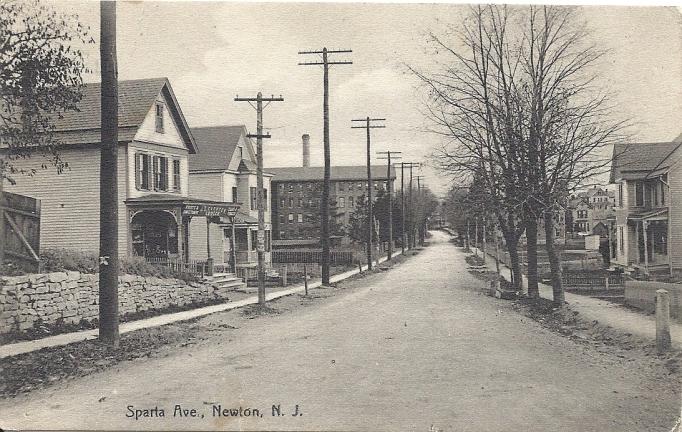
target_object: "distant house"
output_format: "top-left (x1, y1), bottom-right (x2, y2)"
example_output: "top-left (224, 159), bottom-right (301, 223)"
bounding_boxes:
top-left (566, 187), bottom-right (615, 235)
top-left (2, 78), bottom-right (238, 261)
top-left (610, 140), bottom-right (682, 275)
top-left (267, 165), bottom-right (396, 245)
top-left (188, 125), bottom-right (272, 270)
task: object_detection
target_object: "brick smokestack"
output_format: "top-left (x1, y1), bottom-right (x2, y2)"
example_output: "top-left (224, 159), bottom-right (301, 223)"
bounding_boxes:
top-left (302, 134), bottom-right (311, 167)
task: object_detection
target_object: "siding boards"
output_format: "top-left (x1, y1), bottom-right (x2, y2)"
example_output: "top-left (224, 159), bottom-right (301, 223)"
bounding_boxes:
top-left (4, 147), bottom-right (128, 255)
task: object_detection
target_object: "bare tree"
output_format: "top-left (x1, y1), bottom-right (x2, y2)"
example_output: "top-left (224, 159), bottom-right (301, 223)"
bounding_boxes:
top-left (412, 5), bottom-right (628, 304)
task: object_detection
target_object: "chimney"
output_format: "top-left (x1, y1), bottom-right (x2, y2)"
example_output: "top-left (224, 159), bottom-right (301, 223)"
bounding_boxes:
top-left (302, 134), bottom-right (311, 167)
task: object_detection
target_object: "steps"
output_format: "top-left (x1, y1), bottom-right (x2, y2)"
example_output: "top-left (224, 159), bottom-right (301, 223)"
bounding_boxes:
top-left (204, 272), bottom-right (246, 291)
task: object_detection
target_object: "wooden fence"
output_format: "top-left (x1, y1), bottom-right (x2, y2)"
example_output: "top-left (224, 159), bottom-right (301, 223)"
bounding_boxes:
top-left (272, 249), bottom-right (356, 265)
top-left (562, 272), bottom-right (626, 290)
top-left (1, 191), bottom-right (41, 272)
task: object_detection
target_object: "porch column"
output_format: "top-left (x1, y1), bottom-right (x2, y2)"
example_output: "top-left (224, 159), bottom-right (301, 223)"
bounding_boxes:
top-left (231, 220), bottom-right (237, 273)
top-left (206, 217), bottom-right (214, 276)
top-left (643, 220), bottom-right (649, 275)
top-left (635, 222), bottom-right (640, 266)
top-left (175, 208), bottom-right (184, 262)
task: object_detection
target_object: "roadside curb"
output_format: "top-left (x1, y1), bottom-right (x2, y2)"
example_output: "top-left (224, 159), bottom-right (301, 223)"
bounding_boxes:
top-left (0, 250), bottom-right (405, 359)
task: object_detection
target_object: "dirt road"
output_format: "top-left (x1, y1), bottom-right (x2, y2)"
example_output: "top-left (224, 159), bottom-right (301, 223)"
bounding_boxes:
top-left (1, 231), bottom-right (679, 431)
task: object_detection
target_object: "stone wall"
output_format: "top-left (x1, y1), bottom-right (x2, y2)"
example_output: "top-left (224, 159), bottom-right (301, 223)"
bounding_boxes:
top-left (0, 272), bottom-right (230, 334)
top-left (625, 280), bottom-right (682, 321)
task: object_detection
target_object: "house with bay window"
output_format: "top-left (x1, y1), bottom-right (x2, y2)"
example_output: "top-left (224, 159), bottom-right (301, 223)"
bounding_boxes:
top-left (188, 125), bottom-right (272, 271)
top-left (2, 78), bottom-right (239, 263)
top-left (610, 139), bottom-right (682, 276)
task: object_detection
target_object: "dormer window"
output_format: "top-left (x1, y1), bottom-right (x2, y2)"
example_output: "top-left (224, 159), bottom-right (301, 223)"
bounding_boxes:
top-left (155, 102), bottom-right (164, 133)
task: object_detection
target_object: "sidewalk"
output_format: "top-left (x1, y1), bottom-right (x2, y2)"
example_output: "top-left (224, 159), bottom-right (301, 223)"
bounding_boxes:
top-left (468, 245), bottom-right (682, 349)
top-left (0, 250), bottom-right (403, 359)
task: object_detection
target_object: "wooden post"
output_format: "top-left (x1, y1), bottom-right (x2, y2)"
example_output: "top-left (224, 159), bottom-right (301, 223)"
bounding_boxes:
top-left (231, 220), bottom-right (237, 274)
top-left (281, 265), bottom-right (288, 287)
top-left (643, 221), bottom-right (649, 276)
top-left (656, 289), bottom-right (671, 352)
top-left (304, 264), bottom-right (308, 296)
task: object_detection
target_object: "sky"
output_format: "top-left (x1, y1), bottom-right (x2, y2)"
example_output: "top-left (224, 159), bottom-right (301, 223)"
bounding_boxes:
top-left (49, 1), bottom-right (682, 196)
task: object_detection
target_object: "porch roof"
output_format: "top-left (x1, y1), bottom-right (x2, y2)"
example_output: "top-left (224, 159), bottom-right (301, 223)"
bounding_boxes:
top-left (125, 194), bottom-right (241, 217)
top-left (627, 208), bottom-right (668, 222)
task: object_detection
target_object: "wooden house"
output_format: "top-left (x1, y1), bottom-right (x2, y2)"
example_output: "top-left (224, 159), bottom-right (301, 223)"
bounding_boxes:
top-left (2, 78), bottom-right (238, 264)
top-left (610, 139), bottom-right (682, 276)
top-left (188, 125), bottom-right (272, 270)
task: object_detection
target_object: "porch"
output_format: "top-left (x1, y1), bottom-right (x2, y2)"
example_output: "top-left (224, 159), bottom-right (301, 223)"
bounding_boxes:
top-left (125, 194), bottom-right (241, 275)
top-left (627, 209), bottom-right (670, 274)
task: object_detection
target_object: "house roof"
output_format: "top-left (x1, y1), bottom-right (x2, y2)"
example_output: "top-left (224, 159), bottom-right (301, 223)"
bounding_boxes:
top-left (610, 142), bottom-right (682, 182)
top-left (267, 165), bottom-right (396, 182)
top-left (189, 125), bottom-right (246, 172)
top-left (49, 78), bottom-right (196, 152)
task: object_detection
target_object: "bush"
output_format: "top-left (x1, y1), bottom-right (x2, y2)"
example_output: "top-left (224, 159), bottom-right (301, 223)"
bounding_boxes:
top-left (31, 249), bottom-right (200, 282)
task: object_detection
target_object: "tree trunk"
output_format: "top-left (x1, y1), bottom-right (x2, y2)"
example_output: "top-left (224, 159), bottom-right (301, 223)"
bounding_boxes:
top-left (465, 219), bottom-right (471, 251)
top-left (506, 235), bottom-right (523, 292)
top-left (525, 217), bottom-right (540, 299)
top-left (544, 209), bottom-right (564, 306)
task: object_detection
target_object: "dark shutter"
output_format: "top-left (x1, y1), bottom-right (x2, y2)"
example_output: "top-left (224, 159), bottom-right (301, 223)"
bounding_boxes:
top-left (135, 153), bottom-right (141, 189)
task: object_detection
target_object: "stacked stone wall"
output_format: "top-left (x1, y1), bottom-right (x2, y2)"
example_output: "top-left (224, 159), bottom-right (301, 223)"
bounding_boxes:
top-left (0, 272), bottom-right (229, 334)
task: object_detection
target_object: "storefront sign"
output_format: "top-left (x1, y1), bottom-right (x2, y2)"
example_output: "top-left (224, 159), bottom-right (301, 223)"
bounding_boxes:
top-left (182, 203), bottom-right (239, 218)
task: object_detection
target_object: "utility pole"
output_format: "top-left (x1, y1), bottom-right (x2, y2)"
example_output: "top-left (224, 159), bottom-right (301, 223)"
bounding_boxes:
top-left (352, 117), bottom-right (385, 270)
top-left (407, 163), bottom-right (420, 249)
top-left (235, 92), bottom-right (284, 305)
top-left (415, 175), bottom-right (425, 246)
top-left (395, 162), bottom-right (419, 252)
top-left (377, 151), bottom-right (401, 260)
top-left (99, 0), bottom-right (119, 347)
top-left (299, 48), bottom-right (352, 285)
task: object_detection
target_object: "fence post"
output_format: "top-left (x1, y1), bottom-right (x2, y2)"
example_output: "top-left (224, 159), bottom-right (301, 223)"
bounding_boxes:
top-left (281, 266), bottom-right (288, 287)
top-left (656, 289), bottom-right (672, 353)
top-left (605, 275), bottom-right (609, 290)
top-left (304, 264), bottom-right (308, 296)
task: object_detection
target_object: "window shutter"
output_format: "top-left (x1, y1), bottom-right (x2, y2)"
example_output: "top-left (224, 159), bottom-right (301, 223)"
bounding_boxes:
top-left (135, 154), bottom-right (141, 189)
top-left (152, 156), bottom-right (159, 190)
top-left (160, 157), bottom-right (168, 191)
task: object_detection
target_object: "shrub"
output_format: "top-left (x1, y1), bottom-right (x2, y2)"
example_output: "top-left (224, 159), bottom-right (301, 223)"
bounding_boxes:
top-left (35, 249), bottom-right (199, 282)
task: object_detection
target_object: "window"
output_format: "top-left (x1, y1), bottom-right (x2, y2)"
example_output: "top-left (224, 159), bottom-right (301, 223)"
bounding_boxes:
top-left (152, 155), bottom-right (168, 191)
top-left (619, 226), bottom-right (624, 254)
top-left (349, 196), bottom-right (354, 207)
top-left (298, 198), bottom-right (304, 207)
top-left (652, 184), bottom-right (658, 206)
top-left (289, 198), bottom-right (294, 207)
top-left (339, 197), bottom-right (345, 208)
top-left (280, 198), bottom-right (285, 208)
top-left (155, 102), bottom-right (164, 133)
top-left (618, 183), bottom-right (624, 207)
top-left (299, 184), bottom-right (303, 190)
top-left (250, 187), bottom-right (257, 210)
top-left (661, 181), bottom-right (666, 206)
top-left (288, 213), bottom-right (294, 222)
top-left (279, 184), bottom-right (284, 192)
top-left (308, 199), bottom-right (314, 208)
top-left (297, 213), bottom-right (303, 223)
top-left (172, 159), bottom-right (181, 191)
top-left (279, 214), bottom-right (285, 224)
top-left (280, 231), bottom-right (286, 239)
top-left (264, 189), bottom-right (268, 211)
top-left (635, 182), bottom-right (644, 206)
top-left (339, 182), bottom-right (345, 192)
top-left (232, 187), bottom-right (238, 203)
top-left (238, 146), bottom-right (243, 160)
top-left (349, 183), bottom-right (354, 192)
top-left (135, 153), bottom-right (151, 190)
top-left (288, 183), bottom-right (293, 191)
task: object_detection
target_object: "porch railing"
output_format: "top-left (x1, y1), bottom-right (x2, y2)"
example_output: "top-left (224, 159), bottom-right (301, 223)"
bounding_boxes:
top-left (146, 257), bottom-right (208, 278)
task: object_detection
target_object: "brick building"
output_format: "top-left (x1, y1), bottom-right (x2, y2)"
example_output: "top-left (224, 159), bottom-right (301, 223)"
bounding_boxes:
top-left (267, 165), bottom-right (396, 244)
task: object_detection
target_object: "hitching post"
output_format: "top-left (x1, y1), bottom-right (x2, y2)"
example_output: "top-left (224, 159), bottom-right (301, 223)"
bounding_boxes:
top-left (656, 289), bottom-right (672, 353)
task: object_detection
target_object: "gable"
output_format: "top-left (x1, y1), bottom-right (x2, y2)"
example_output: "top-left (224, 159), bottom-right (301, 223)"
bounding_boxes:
top-left (134, 91), bottom-right (185, 149)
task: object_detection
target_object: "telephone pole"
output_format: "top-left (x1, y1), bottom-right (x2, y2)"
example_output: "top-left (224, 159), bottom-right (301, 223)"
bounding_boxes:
top-left (377, 150), bottom-right (401, 260)
top-left (407, 163), bottom-right (421, 248)
top-left (397, 162), bottom-right (419, 251)
top-left (415, 175), bottom-right (425, 246)
top-left (99, 0), bottom-right (119, 347)
top-left (299, 48), bottom-right (352, 285)
top-left (352, 117), bottom-right (385, 270)
top-left (235, 92), bottom-right (284, 305)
